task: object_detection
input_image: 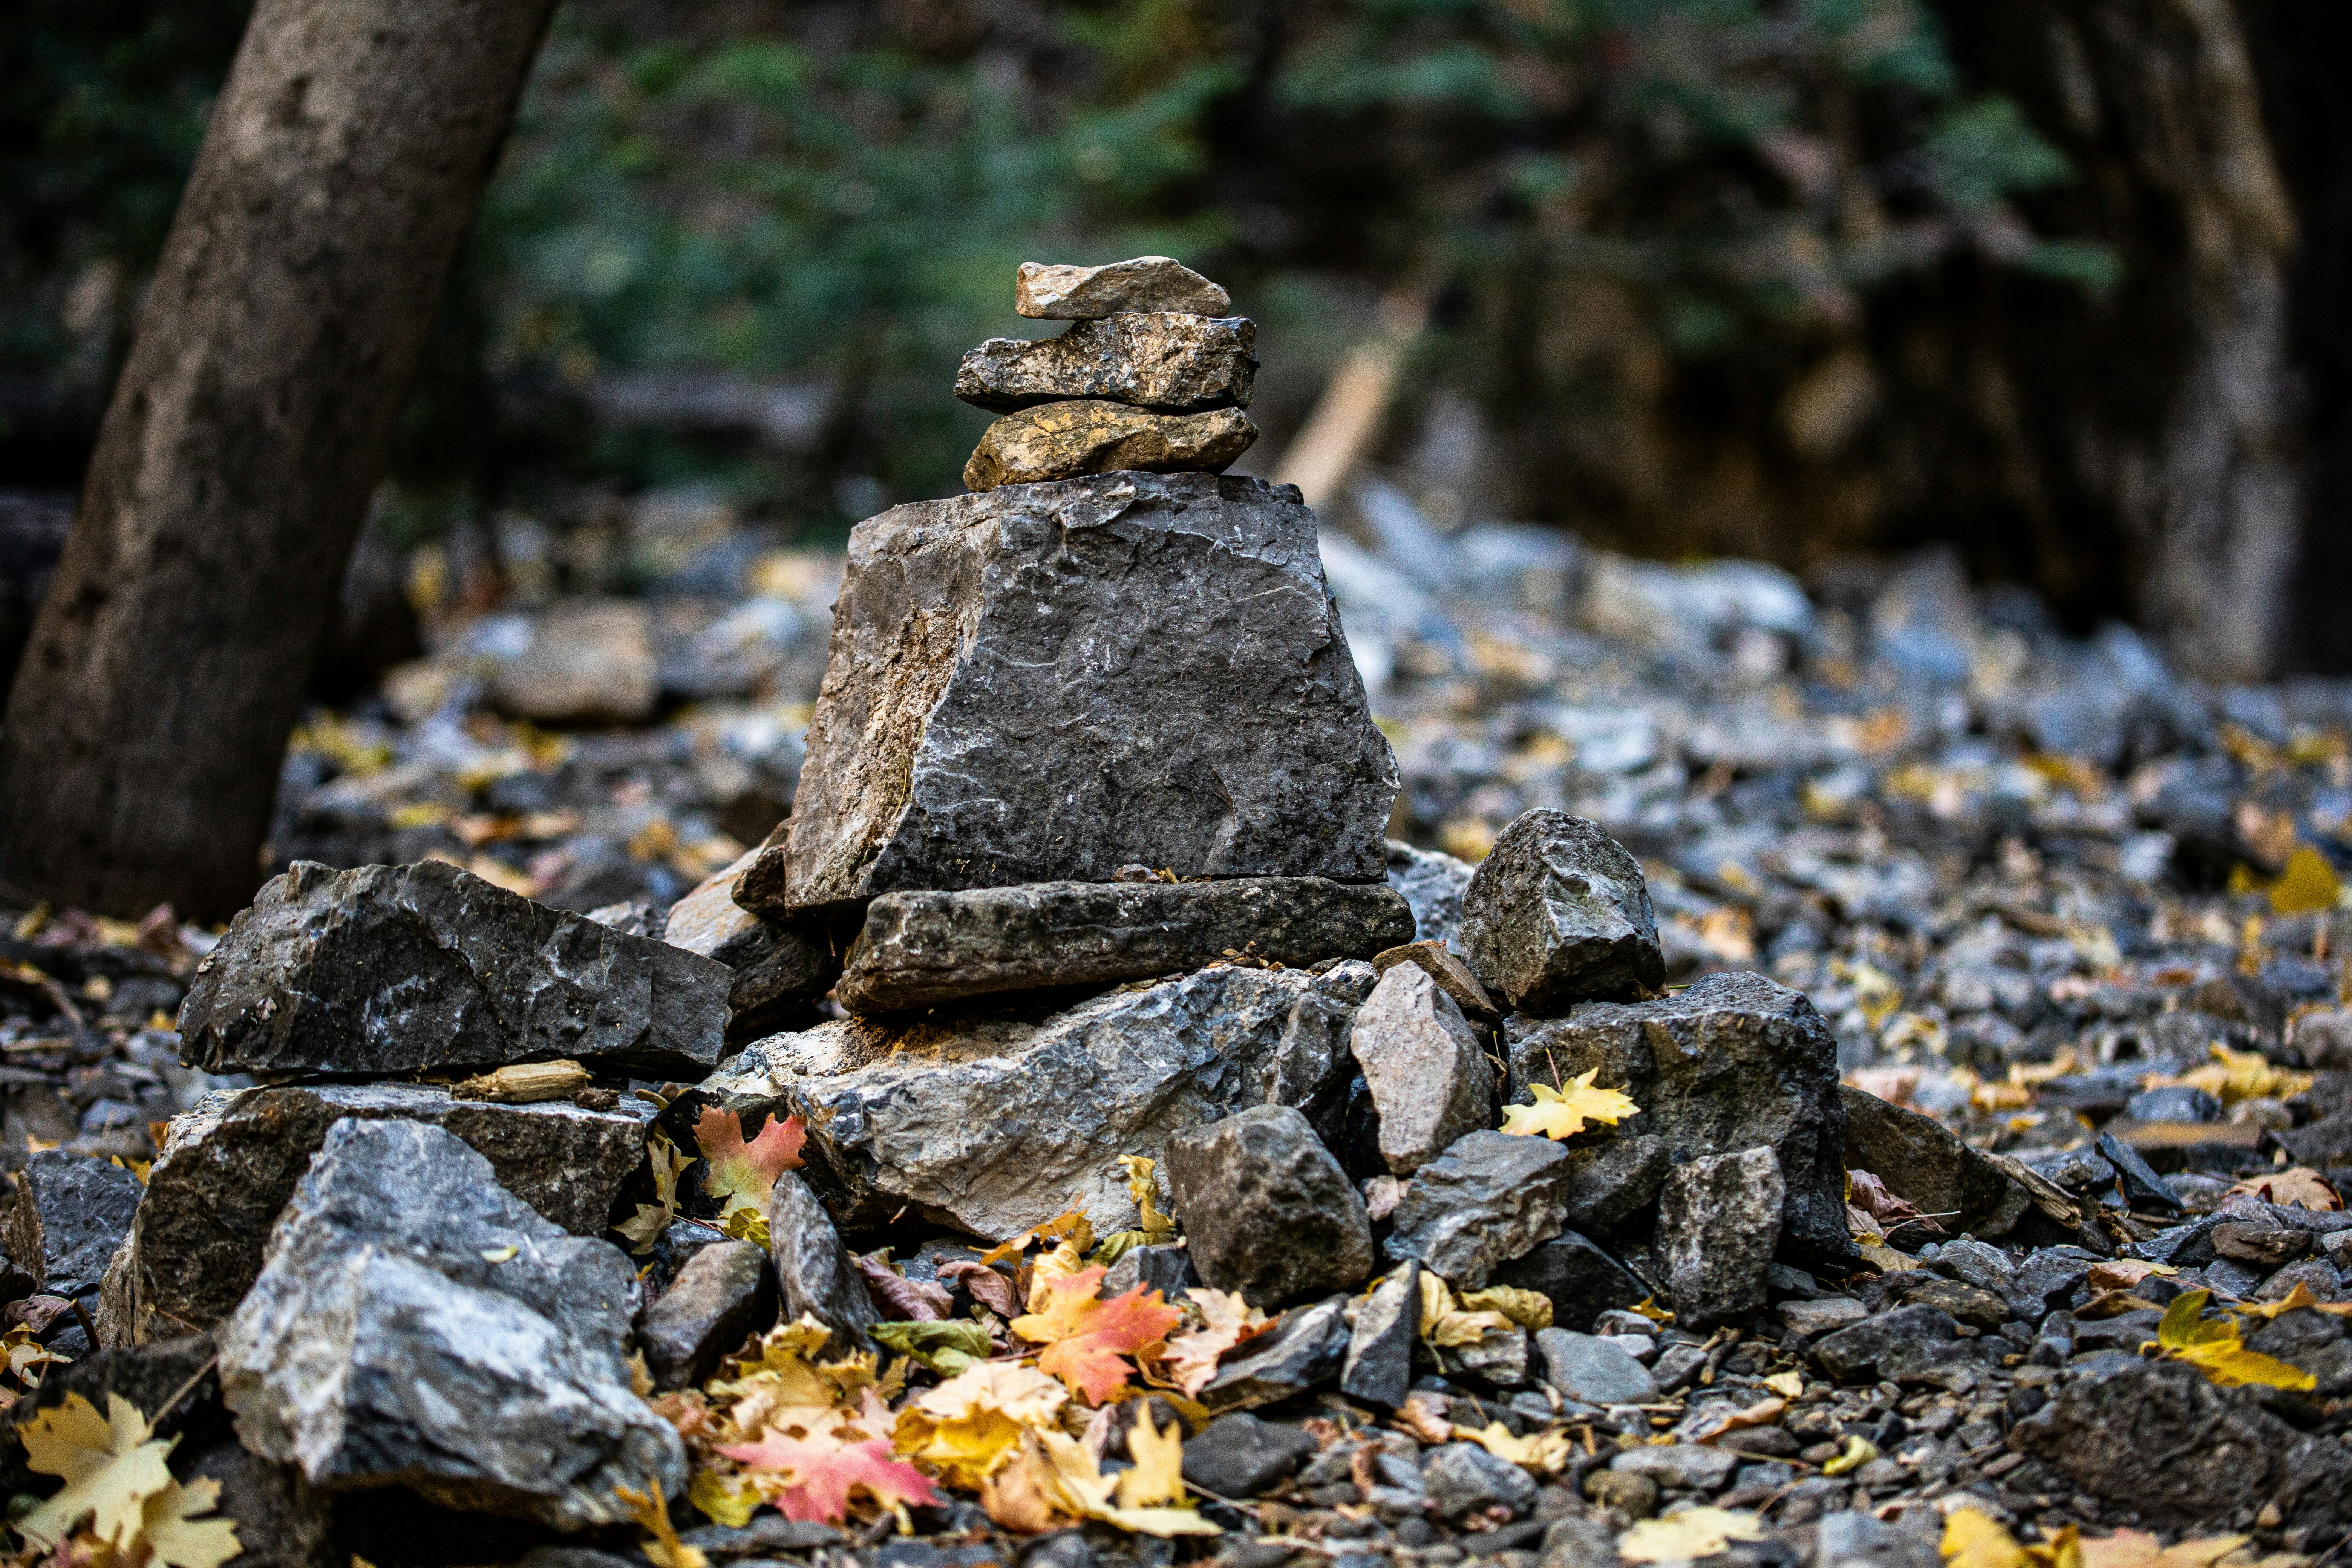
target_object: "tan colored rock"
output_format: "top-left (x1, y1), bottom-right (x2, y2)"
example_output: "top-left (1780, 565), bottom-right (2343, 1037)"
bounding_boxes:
top-left (962, 401), bottom-right (1257, 492)
top-left (1015, 256), bottom-right (1229, 319)
top-left (488, 599), bottom-right (657, 724)
top-left (1372, 937), bottom-right (1499, 1020)
top-left (956, 314), bottom-right (1257, 414)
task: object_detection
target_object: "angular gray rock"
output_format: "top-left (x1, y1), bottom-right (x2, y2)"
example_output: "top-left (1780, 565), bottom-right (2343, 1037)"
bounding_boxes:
top-left (1340, 1260), bottom-right (1419, 1410)
top-left (1016, 256), bottom-right (1230, 319)
top-left (963, 402), bottom-right (1258, 492)
top-left (1504, 971), bottom-right (1848, 1265)
top-left (706, 962), bottom-right (1374, 1240)
top-left (734, 472), bottom-right (1395, 914)
top-left (7, 1150), bottom-right (141, 1301)
top-left (664, 849), bottom-right (847, 1040)
top-left (639, 1238), bottom-right (776, 1390)
top-left (1457, 812), bottom-right (1663, 1012)
top-left (1490, 1232), bottom-right (1649, 1332)
top-left (1180, 1413), bottom-right (1318, 1499)
top-left (1554, 1134), bottom-right (1670, 1239)
top-left (1371, 938), bottom-right (1498, 1020)
top-left (100, 1082), bottom-right (645, 1340)
top-left (1438, 1325), bottom-right (1532, 1387)
top-left (956, 314), bottom-right (1257, 414)
top-left (1808, 1304), bottom-right (1957, 1384)
top-left (1164, 1106), bottom-right (1374, 1307)
top-left (1422, 1441), bottom-right (1539, 1520)
top-left (768, 1171), bottom-right (879, 1359)
top-left (1102, 1243), bottom-right (1200, 1302)
top-left (1536, 1328), bottom-right (1658, 1406)
top-left (1839, 1087), bottom-right (2029, 1239)
top-left (838, 877), bottom-right (1412, 1014)
top-left (1201, 1295), bottom-right (1352, 1412)
top-left (218, 1119), bottom-right (682, 1529)
top-left (1348, 963), bottom-right (1496, 1174)
top-left (1607, 1444), bottom-right (1738, 1493)
top-left (1385, 1129), bottom-right (1572, 1288)
top-left (178, 859), bottom-right (731, 1078)
top-left (1657, 1146), bottom-right (1784, 1329)
top-left (1386, 839), bottom-right (1475, 948)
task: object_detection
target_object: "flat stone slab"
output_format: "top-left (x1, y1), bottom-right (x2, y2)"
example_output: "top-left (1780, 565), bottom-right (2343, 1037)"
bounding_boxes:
top-left (178, 859), bottom-right (731, 1078)
top-left (956, 314), bottom-right (1257, 414)
top-left (836, 876), bottom-right (1413, 1013)
top-left (962, 401), bottom-right (1257, 490)
top-left (1016, 256), bottom-right (1230, 319)
top-left (736, 472), bottom-right (1395, 914)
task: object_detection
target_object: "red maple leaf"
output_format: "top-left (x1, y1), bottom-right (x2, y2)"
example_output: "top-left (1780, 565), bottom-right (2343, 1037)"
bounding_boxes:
top-left (715, 1432), bottom-right (940, 1524)
top-left (1009, 1267), bottom-right (1181, 1406)
top-left (694, 1107), bottom-right (806, 1215)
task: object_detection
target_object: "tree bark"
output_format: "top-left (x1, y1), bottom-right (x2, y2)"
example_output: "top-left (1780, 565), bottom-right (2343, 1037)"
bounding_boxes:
top-left (0, 0), bottom-right (556, 919)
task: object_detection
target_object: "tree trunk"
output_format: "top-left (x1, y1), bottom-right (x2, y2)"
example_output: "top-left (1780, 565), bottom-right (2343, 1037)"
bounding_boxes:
top-left (0, 0), bottom-right (556, 919)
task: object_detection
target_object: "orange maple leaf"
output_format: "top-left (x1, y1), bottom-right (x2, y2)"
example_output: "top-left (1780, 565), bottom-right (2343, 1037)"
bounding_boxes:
top-left (1158, 1288), bottom-right (1271, 1397)
top-left (715, 1432), bottom-right (939, 1524)
top-left (1009, 1266), bottom-right (1180, 1406)
top-left (694, 1108), bottom-right (807, 1224)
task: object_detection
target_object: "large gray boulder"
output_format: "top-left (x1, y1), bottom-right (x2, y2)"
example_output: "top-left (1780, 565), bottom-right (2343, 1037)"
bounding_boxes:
top-left (1164, 1106), bottom-right (1374, 1307)
top-left (956, 314), bottom-right (1257, 413)
top-left (734, 472), bottom-right (1395, 916)
top-left (178, 859), bottom-right (731, 1078)
top-left (1504, 971), bottom-right (1849, 1266)
top-left (837, 876), bottom-right (1412, 1014)
top-left (1457, 812), bottom-right (1663, 1012)
top-left (219, 1119), bottom-right (682, 1529)
top-left (707, 962), bottom-right (1377, 1240)
top-left (1384, 1129), bottom-right (1572, 1288)
top-left (1348, 963), bottom-right (1496, 1174)
top-left (100, 1083), bottom-right (646, 1340)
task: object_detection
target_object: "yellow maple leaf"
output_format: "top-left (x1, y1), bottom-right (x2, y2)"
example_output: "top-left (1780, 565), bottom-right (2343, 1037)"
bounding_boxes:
top-left (615, 1135), bottom-right (694, 1256)
top-left (1011, 1424), bottom-right (1219, 1538)
top-left (894, 1361), bottom-right (1069, 1489)
top-left (1499, 1070), bottom-right (1640, 1140)
top-left (1116, 1155), bottom-right (1177, 1244)
top-left (1620, 1507), bottom-right (1768, 1564)
top-left (1416, 1273), bottom-right (1513, 1348)
top-left (139, 1476), bottom-right (243, 1568)
top-left (2169, 1045), bottom-right (2312, 1107)
top-left (18, 1392), bottom-right (173, 1550)
top-left (979, 1208), bottom-right (1094, 1267)
top-left (1458, 1285), bottom-right (1553, 1331)
top-left (1114, 1404), bottom-right (1190, 1510)
top-left (1453, 1421), bottom-right (1572, 1473)
top-left (2226, 1167), bottom-right (2341, 1212)
top-left (2147, 1291), bottom-right (2314, 1391)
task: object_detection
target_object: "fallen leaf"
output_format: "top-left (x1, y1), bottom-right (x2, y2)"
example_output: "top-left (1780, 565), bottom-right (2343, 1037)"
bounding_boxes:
top-left (2226, 1167), bottom-right (2342, 1212)
top-left (1820, 1434), bottom-right (1878, 1475)
top-left (139, 1476), bottom-right (244, 1568)
top-left (1116, 1155), bottom-right (1178, 1245)
top-left (854, 1252), bottom-right (955, 1322)
top-left (1849, 1169), bottom-right (1942, 1238)
top-left (717, 1431), bottom-right (941, 1525)
top-left (894, 1360), bottom-right (1069, 1489)
top-left (1159, 1288), bottom-right (1271, 1397)
top-left (1418, 1273), bottom-right (1514, 1347)
top-left (1762, 1370), bottom-right (1805, 1398)
top-left (686, 1468), bottom-right (760, 1529)
top-left (2166, 1044), bottom-right (2313, 1107)
top-left (1454, 1420), bottom-right (1572, 1473)
top-left (1114, 1403), bottom-right (1190, 1509)
top-left (2075, 1529), bottom-right (2252, 1568)
top-left (2087, 1260), bottom-right (2179, 1292)
top-left (1620, 1506), bottom-right (1768, 1563)
top-left (1686, 1397), bottom-right (1787, 1446)
top-left (617, 1481), bottom-right (709, 1568)
top-left (2262, 845), bottom-right (2339, 916)
top-left (1629, 1297), bottom-right (1674, 1324)
top-left (1000, 1426), bottom-right (1220, 1538)
top-left (980, 1209), bottom-right (1094, 1267)
top-left (1458, 1285), bottom-right (1554, 1331)
top-left (18, 1392), bottom-right (172, 1550)
top-left (938, 1260), bottom-right (1022, 1318)
top-left (1011, 1267), bottom-right (1181, 1406)
top-left (1396, 1391), bottom-right (1454, 1445)
top-left (615, 1135), bottom-right (693, 1255)
top-left (1500, 1070), bottom-right (1640, 1140)
top-left (694, 1108), bottom-right (806, 1244)
top-left (871, 1319), bottom-right (994, 1376)
top-left (2149, 1290), bottom-right (2315, 1390)
top-left (1941, 1507), bottom-right (2083, 1568)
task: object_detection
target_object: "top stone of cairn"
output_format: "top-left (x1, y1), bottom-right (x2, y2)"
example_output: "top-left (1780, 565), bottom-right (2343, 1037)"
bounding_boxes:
top-left (1015, 256), bottom-right (1231, 320)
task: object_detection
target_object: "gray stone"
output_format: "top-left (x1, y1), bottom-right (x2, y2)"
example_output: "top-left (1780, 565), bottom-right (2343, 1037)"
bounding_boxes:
top-left (178, 859), bottom-right (731, 1078)
top-left (707, 962), bottom-right (1371, 1240)
top-left (2244, 1307), bottom-right (2352, 1395)
top-left (640, 1238), bottom-right (776, 1390)
top-left (1776, 1297), bottom-right (1868, 1347)
top-left (1535, 1329), bottom-right (1658, 1406)
top-left (1650, 1342), bottom-right (1708, 1393)
top-left (735, 472), bottom-right (1394, 915)
top-left (1839, 1087), bottom-right (2030, 1239)
top-left (7, 1151), bottom-right (140, 1302)
top-left (1102, 1243), bottom-right (1200, 1302)
top-left (1808, 1304), bottom-right (1958, 1384)
top-left (1438, 1325), bottom-right (1532, 1387)
top-left (664, 849), bottom-right (846, 1040)
top-left (1348, 964), bottom-right (1497, 1174)
top-left (1180, 1413), bottom-right (1318, 1499)
top-left (1385, 1130), bottom-right (1572, 1289)
top-left (218, 1119), bottom-right (681, 1529)
top-left (2125, 1085), bottom-right (2223, 1123)
top-left (1340, 1261), bottom-right (1419, 1409)
top-left (768, 1171), bottom-right (878, 1359)
top-left (964, 402), bottom-right (1258, 491)
top-left (1542, 1517), bottom-right (1620, 1568)
top-left (1813, 1510), bottom-right (1941, 1568)
top-left (838, 876), bottom-right (1412, 1014)
top-left (1016, 256), bottom-right (1230, 320)
top-left (1926, 1238), bottom-right (2017, 1295)
top-left (1386, 839), bottom-right (1475, 948)
top-left (1422, 1441), bottom-right (1540, 1520)
top-left (1202, 1295), bottom-right (1351, 1412)
top-left (677, 1517), bottom-right (845, 1557)
top-left (1489, 1231), bottom-right (1649, 1332)
top-left (1607, 1443), bottom-right (1738, 1493)
top-left (1658, 1147), bottom-right (1784, 1329)
top-left (1370, 938), bottom-right (1499, 1020)
top-left (2212, 1221), bottom-right (2311, 1266)
top-left (1166, 1106), bottom-right (1374, 1307)
top-left (1458, 812), bottom-right (1663, 1011)
top-left (100, 1081), bottom-right (645, 1339)
top-left (1555, 1134), bottom-right (1670, 1239)
top-left (488, 599), bottom-right (658, 725)
top-left (1504, 972), bottom-right (1848, 1265)
top-left (1885, 1275), bottom-right (2007, 1331)
top-left (957, 314), bottom-right (1257, 414)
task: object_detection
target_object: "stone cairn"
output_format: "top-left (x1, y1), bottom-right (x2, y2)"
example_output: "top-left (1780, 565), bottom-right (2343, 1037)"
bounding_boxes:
top-left (19, 257), bottom-right (2289, 1560)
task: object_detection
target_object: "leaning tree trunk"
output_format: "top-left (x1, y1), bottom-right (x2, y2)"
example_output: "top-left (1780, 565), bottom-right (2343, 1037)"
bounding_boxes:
top-left (0, 0), bottom-right (557, 920)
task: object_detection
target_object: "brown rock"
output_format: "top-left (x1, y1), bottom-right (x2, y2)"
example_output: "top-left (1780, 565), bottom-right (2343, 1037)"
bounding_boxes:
top-left (956, 314), bottom-right (1257, 414)
top-left (962, 401), bottom-right (1257, 492)
top-left (1371, 938), bottom-right (1499, 1020)
top-left (1015, 256), bottom-right (1230, 319)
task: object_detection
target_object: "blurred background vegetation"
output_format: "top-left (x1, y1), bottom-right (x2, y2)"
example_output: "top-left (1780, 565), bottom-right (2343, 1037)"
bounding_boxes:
top-left (5, 0), bottom-right (2347, 665)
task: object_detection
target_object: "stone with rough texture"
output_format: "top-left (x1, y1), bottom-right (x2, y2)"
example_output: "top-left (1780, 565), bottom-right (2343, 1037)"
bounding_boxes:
top-left (957, 314), bottom-right (1257, 413)
top-left (1489, 1231), bottom-right (1649, 1332)
top-left (1839, 1087), bottom-right (2029, 1239)
top-left (963, 401), bottom-right (1258, 491)
top-left (1348, 963), bottom-right (1497, 1174)
top-left (1777, 1296), bottom-right (1869, 1347)
top-left (488, 599), bottom-right (657, 725)
top-left (1504, 971), bottom-right (1848, 1265)
top-left (1423, 1442), bottom-right (1539, 1520)
top-left (1101, 1242), bottom-right (1200, 1301)
top-left (1658, 1146), bottom-right (1784, 1328)
top-left (664, 849), bottom-right (845, 1040)
top-left (1808, 1304), bottom-right (1957, 1383)
top-left (1016, 257), bottom-right (1230, 320)
top-left (639, 1238), bottom-right (776, 1390)
top-left (1606, 1444), bottom-right (1738, 1493)
top-left (178, 858), bottom-right (730, 1078)
top-left (1165, 1106), bottom-right (1374, 1307)
top-left (1371, 938), bottom-right (1498, 1020)
top-left (1535, 1329), bottom-right (1658, 1406)
top-left (838, 877), bottom-right (1412, 1014)
top-left (708, 962), bottom-right (1374, 1240)
top-left (1201, 1295), bottom-right (1351, 1412)
top-left (1386, 840), bottom-right (1475, 948)
top-left (737, 472), bottom-right (1393, 915)
top-left (219, 1119), bottom-right (681, 1529)
top-left (7, 1151), bottom-right (141, 1302)
top-left (100, 1081), bottom-right (645, 1340)
top-left (1340, 1260), bottom-right (1419, 1410)
top-left (1385, 1129), bottom-right (1572, 1289)
top-left (1554, 1134), bottom-right (1670, 1239)
top-left (1458, 812), bottom-right (1663, 1011)
top-left (768, 1171), bottom-right (878, 1359)
top-left (1180, 1413), bottom-right (1318, 1499)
